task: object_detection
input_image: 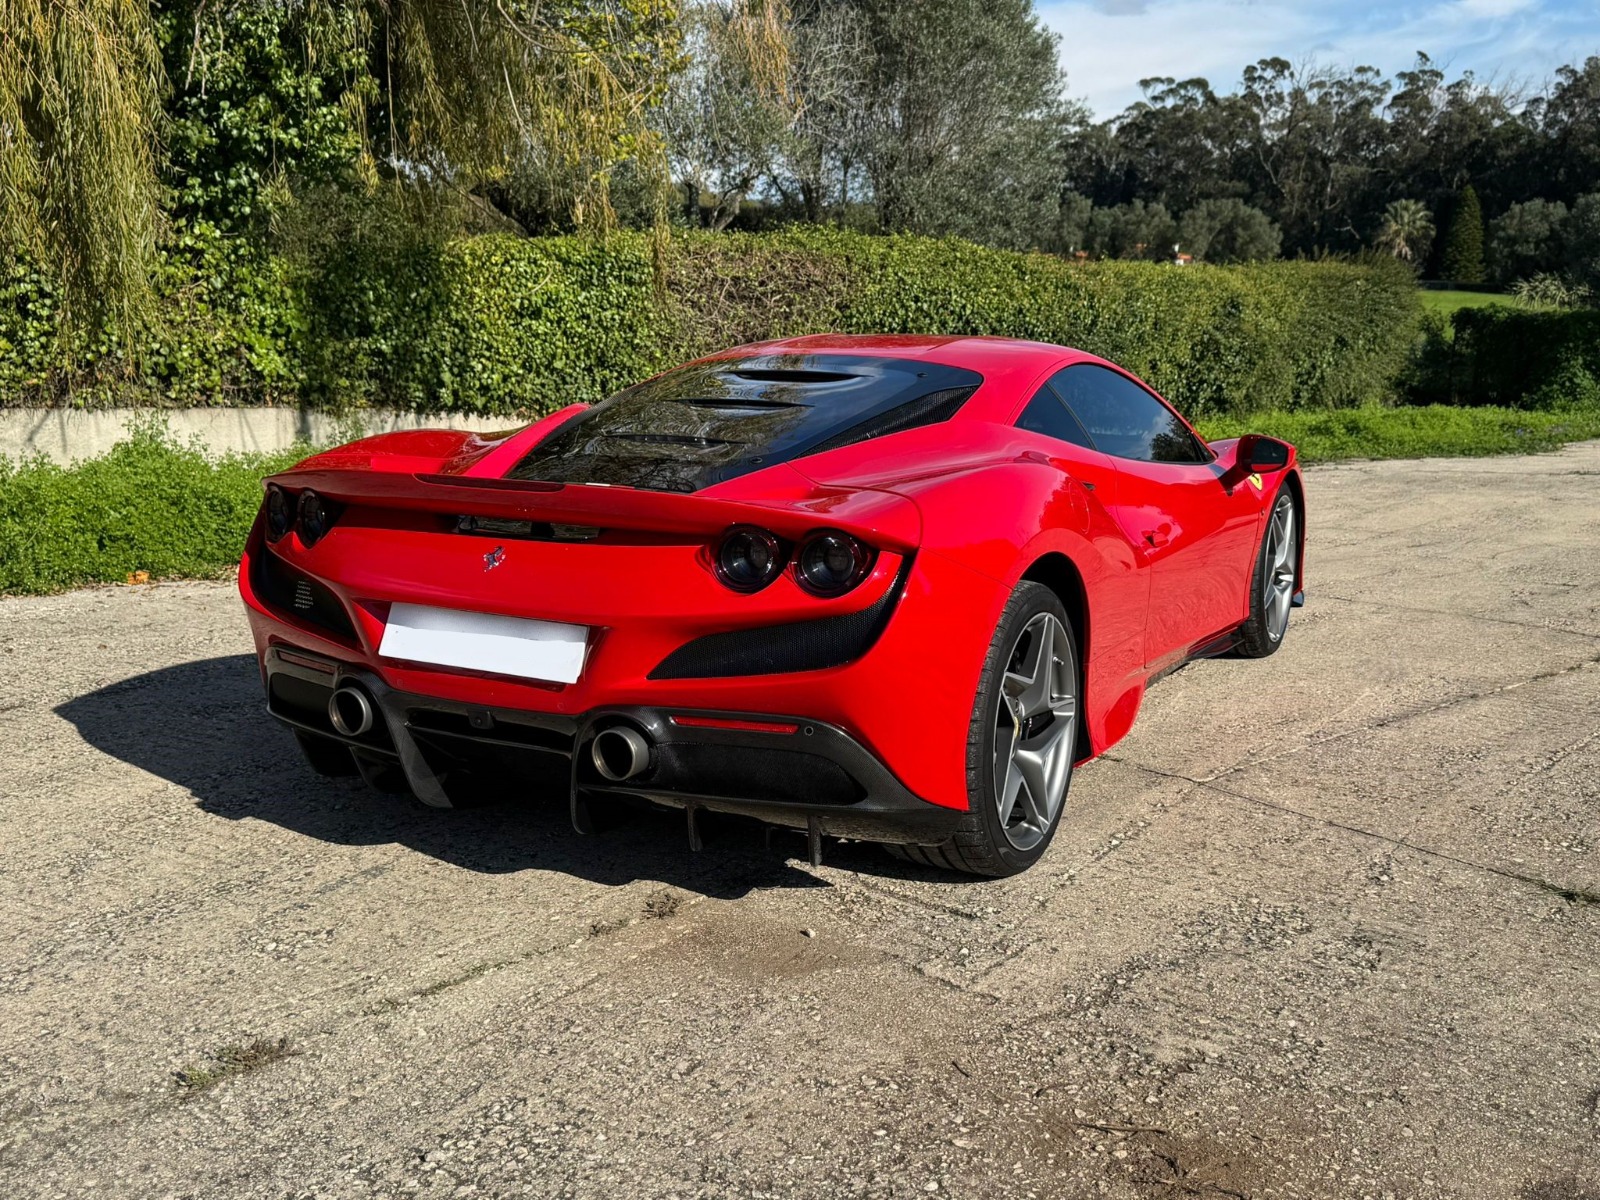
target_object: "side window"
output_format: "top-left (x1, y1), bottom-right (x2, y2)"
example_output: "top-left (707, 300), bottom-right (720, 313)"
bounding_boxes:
top-left (1015, 387), bottom-right (1095, 449)
top-left (1050, 365), bottom-right (1208, 464)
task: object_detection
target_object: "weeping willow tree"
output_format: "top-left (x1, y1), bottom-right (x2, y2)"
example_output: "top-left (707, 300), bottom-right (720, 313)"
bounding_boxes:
top-left (1, 0), bottom-right (166, 333)
top-left (0, 0), bottom-right (685, 338)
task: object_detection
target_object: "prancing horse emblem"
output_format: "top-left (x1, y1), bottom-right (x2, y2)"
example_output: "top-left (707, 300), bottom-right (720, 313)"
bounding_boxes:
top-left (483, 545), bottom-right (505, 571)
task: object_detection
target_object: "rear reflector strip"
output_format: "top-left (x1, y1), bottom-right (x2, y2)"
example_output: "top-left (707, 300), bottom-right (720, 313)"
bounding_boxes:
top-left (669, 715), bottom-right (800, 736)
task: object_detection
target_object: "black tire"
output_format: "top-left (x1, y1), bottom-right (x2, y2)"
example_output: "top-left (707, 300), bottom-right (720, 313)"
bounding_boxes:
top-left (294, 730), bottom-right (358, 777)
top-left (1237, 482), bottom-right (1298, 659)
top-left (888, 581), bottom-right (1080, 877)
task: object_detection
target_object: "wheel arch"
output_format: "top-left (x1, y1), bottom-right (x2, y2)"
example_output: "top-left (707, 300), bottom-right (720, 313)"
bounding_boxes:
top-left (1280, 467), bottom-right (1307, 591)
top-left (1020, 552), bottom-right (1092, 757)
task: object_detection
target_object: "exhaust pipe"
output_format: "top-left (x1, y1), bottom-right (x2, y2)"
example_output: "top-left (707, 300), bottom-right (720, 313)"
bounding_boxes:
top-left (591, 726), bottom-right (653, 782)
top-left (328, 685), bottom-right (376, 737)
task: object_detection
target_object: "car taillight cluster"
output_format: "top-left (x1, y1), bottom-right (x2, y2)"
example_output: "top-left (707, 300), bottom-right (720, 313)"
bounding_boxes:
top-left (714, 526), bottom-right (875, 597)
top-left (263, 484), bottom-right (339, 547)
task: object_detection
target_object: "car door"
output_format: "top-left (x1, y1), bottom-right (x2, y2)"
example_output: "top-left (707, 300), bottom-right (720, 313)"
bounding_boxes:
top-left (1012, 380), bottom-right (1148, 694)
top-left (1049, 364), bottom-right (1262, 665)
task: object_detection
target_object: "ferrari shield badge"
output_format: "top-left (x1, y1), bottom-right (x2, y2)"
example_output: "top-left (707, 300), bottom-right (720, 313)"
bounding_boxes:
top-left (1247, 472), bottom-right (1263, 492)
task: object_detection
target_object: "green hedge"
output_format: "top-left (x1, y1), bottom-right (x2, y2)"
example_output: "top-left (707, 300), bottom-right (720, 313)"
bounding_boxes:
top-left (0, 422), bottom-right (302, 595)
top-left (1408, 306), bottom-right (1600, 409)
top-left (2, 228), bottom-right (1421, 420)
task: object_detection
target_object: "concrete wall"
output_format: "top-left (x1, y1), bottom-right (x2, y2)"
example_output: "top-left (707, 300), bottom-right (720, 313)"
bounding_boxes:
top-left (0, 407), bottom-right (516, 465)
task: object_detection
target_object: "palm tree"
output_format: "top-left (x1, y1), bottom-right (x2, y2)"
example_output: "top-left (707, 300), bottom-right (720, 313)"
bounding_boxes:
top-left (1376, 199), bottom-right (1434, 262)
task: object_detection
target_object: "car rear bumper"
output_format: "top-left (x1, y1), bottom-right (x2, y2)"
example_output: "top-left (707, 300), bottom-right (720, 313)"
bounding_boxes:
top-left (263, 645), bottom-right (967, 846)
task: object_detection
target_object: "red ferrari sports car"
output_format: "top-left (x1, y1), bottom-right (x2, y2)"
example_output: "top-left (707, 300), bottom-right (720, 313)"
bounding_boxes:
top-left (240, 334), bottom-right (1303, 876)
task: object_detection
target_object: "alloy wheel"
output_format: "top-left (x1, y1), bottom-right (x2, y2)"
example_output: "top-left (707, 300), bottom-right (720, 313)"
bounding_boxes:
top-left (1264, 494), bottom-right (1296, 642)
top-left (992, 612), bottom-right (1076, 851)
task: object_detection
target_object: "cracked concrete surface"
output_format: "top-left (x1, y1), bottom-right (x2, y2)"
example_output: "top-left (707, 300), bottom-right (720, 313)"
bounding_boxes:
top-left (2, 443), bottom-right (1599, 1200)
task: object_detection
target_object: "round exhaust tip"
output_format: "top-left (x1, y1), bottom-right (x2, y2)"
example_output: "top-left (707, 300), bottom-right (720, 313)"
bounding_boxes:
top-left (591, 726), bottom-right (652, 782)
top-left (328, 686), bottom-right (376, 737)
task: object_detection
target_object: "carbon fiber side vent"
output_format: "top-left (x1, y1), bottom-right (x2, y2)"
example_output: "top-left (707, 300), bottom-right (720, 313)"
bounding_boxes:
top-left (648, 562), bottom-right (911, 680)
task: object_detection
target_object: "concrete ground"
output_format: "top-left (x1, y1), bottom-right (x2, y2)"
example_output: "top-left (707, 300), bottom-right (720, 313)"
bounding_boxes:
top-left (2, 445), bottom-right (1598, 1200)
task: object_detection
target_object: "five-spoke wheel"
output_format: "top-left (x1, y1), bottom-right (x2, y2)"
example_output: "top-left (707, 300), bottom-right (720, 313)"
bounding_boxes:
top-left (993, 611), bottom-right (1076, 852)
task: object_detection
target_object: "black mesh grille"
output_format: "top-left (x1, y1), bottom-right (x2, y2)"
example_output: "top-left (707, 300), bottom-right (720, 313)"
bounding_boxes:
top-left (648, 562), bottom-right (909, 680)
top-left (254, 549), bottom-right (357, 642)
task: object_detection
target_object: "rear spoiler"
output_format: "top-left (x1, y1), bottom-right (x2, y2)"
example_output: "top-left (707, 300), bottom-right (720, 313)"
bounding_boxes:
top-left (263, 464), bottom-right (923, 551)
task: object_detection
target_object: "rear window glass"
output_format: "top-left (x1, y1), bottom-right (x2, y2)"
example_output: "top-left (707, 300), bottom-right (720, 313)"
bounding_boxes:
top-left (506, 354), bottom-right (983, 493)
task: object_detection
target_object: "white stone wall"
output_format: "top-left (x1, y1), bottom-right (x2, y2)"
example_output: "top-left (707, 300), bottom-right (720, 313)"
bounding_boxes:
top-left (0, 408), bottom-right (517, 465)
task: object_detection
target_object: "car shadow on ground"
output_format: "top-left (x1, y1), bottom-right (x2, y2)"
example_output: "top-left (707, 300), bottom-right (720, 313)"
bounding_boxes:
top-left (54, 655), bottom-right (958, 897)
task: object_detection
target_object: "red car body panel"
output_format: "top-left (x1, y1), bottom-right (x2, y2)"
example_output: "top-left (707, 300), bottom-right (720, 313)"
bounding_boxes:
top-left (240, 334), bottom-right (1302, 828)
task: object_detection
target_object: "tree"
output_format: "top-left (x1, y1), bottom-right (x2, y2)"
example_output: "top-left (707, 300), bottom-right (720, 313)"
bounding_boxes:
top-left (770, 0), bottom-right (870, 223)
top-left (1051, 191), bottom-right (1093, 255)
top-left (846, 0), bottom-right (1078, 249)
top-left (1487, 199), bottom-right (1568, 285)
top-left (1376, 199), bottom-right (1434, 262)
top-left (1083, 200), bottom-right (1177, 260)
top-left (659, 0), bottom-right (794, 230)
top-left (1, 0), bottom-right (164, 332)
top-left (1562, 192), bottom-right (1600, 294)
top-left (1439, 184), bottom-right (1484, 282)
top-left (1178, 198), bottom-right (1280, 262)
top-left (1107, 77), bottom-right (1251, 214)
top-left (0, 0), bottom-right (683, 333)
top-left (1529, 57), bottom-right (1600, 204)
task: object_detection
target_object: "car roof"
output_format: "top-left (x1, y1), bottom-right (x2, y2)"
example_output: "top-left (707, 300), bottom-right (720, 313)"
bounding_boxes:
top-left (705, 333), bottom-right (1097, 376)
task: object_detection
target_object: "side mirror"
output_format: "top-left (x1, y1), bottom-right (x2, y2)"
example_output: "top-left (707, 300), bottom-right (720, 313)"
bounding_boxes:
top-left (1235, 433), bottom-right (1291, 473)
top-left (1223, 434), bottom-right (1291, 491)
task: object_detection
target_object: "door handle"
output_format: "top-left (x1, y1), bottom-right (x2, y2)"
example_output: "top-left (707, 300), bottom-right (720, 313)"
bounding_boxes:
top-left (1143, 524), bottom-right (1171, 548)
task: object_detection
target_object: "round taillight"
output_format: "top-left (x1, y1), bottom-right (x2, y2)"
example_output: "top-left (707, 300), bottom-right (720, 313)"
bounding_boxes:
top-left (715, 526), bottom-right (785, 592)
top-left (796, 530), bottom-right (873, 597)
top-left (297, 489), bottom-right (332, 546)
top-left (265, 485), bottom-right (293, 541)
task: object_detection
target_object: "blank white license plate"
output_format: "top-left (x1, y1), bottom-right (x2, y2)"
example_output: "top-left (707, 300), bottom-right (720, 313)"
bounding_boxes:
top-left (378, 603), bottom-right (589, 684)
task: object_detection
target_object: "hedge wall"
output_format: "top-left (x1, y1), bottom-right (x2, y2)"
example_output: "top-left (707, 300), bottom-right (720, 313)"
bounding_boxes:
top-left (1407, 306), bottom-right (1600, 409)
top-left (2, 228), bottom-right (1422, 420)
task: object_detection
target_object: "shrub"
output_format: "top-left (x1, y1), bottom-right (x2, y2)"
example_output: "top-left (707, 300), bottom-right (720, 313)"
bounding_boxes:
top-left (0, 420), bottom-right (303, 595)
top-left (1409, 305), bottom-right (1600, 408)
top-left (2, 228), bottom-right (1421, 420)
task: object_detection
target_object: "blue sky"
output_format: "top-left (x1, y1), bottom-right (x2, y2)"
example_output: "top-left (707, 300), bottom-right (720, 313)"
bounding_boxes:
top-left (1036, 0), bottom-right (1600, 117)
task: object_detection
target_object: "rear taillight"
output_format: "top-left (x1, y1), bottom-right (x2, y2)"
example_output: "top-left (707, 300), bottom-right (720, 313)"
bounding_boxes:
top-left (714, 526), bottom-right (786, 592)
top-left (296, 489), bottom-right (339, 546)
top-left (795, 530), bottom-right (873, 597)
top-left (264, 485), bottom-right (293, 541)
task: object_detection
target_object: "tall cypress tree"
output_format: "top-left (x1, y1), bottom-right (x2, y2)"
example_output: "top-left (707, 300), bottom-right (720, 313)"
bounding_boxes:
top-left (1440, 184), bottom-right (1486, 283)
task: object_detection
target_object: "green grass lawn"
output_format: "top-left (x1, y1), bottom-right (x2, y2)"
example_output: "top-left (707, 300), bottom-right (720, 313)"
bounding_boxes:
top-left (1419, 288), bottom-right (1513, 318)
top-left (1197, 404), bottom-right (1600, 464)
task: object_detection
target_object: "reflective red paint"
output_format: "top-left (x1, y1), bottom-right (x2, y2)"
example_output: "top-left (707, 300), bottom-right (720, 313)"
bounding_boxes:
top-left (240, 334), bottom-right (1302, 823)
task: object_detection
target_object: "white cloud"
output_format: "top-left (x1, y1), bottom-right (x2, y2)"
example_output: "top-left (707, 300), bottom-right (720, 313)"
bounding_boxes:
top-left (1039, 0), bottom-right (1600, 116)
